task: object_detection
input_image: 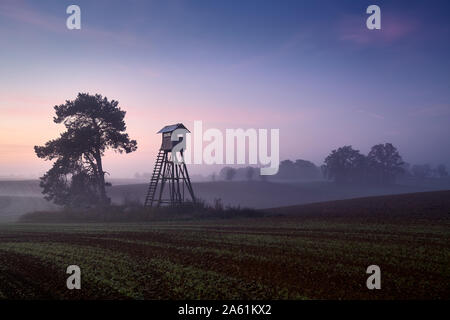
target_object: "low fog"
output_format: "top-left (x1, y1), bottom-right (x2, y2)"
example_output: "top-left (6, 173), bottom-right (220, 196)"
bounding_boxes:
top-left (1, 153), bottom-right (450, 222)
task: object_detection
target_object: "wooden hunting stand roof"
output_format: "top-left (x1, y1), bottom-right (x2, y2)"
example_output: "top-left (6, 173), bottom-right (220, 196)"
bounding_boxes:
top-left (157, 123), bottom-right (190, 134)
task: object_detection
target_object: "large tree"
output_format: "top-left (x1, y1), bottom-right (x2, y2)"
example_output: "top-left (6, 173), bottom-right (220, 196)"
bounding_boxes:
top-left (35, 93), bottom-right (137, 206)
top-left (367, 143), bottom-right (404, 185)
top-left (323, 146), bottom-right (366, 184)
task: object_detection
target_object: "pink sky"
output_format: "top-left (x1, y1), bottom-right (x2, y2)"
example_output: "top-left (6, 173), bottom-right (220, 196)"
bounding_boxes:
top-left (1, 1), bottom-right (449, 178)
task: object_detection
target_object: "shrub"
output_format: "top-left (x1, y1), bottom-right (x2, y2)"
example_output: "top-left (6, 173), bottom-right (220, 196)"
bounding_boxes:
top-left (19, 198), bottom-right (262, 223)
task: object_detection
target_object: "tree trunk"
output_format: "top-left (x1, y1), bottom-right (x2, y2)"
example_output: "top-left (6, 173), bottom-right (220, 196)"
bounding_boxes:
top-left (94, 151), bottom-right (109, 205)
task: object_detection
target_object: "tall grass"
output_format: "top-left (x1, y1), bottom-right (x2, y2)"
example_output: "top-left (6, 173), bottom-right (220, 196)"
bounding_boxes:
top-left (19, 198), bottom-right (262, 223)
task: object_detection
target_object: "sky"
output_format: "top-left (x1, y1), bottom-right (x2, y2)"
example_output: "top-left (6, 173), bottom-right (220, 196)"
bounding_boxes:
top-left (0, 0), bottom-right (449, 178)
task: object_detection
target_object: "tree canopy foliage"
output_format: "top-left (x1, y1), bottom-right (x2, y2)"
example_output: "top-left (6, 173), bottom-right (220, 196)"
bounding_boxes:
top-left (323, 146), bottom-right (367, 184)
top-left (35, 93), bottom-right (137, 207)
top-left (323, 143), bottom-right (404, 185)
top-left (367, 143), bottom-right (404, 184)
top-left (276, 159), bottom-right (321, 180)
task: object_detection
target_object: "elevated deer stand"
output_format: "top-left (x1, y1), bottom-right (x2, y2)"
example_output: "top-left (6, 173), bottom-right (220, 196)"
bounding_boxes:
top-left (144, 123), bottom-right (195, 207)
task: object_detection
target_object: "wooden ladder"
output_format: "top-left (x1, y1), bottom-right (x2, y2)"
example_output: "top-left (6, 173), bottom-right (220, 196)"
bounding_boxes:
top-left (144, 150), bottom-right (165, 206)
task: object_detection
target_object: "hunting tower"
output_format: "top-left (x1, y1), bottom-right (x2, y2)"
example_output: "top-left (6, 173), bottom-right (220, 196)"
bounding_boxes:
top-left (144, 123), bottom-right (196, 207)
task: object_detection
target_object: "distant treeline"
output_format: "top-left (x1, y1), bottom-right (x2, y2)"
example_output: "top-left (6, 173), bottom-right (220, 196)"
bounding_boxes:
top-left (218, 159), bottom-right (320, 182)
top-left (217, 143), bottom-right (449, 186)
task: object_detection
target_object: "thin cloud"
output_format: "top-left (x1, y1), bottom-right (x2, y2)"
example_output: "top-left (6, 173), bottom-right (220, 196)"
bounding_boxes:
top-left (356, 109), bottom-right (385, 120)
top-left (229, 29), bottom-right (315, 70)
top-left (0, 0), bottom-right (61, 31)
top-left (0, 0), bottom-right (140, 47)
top-left (409, 104), bottom-right (450, 118)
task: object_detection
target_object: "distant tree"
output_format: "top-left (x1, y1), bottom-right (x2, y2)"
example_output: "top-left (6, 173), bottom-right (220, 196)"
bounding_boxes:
top-left (411, 164), bottom-right (432, 179)
top-left (294, 159), bottom-right (320, 180)
top-left (245, 166), bottom-right (256, 181)
top-left (323, 146), bottom-right (366, 184)
top-left (367, 143), bottom-right (404, 185)
top-left (320, 164), bottom-right (327, 179)
top-left (399, 162), bottom-right (411, 177)
top-left (220, 167), bottom-right (237, 181)
top-left (275, 159), bottom-right (320, 180)
top-left (436, 164), bottom-right (448, 178)
top-left (35, 93), bottom-right (137, 207)
top-left (277, 160), bottom-right (296, 179)
top-left (226, 168), bottom-right (236, 181)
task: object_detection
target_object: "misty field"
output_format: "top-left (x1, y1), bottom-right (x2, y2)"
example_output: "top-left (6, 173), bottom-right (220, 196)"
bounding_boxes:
top-left (0, 191), bottom-right (449, 300)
